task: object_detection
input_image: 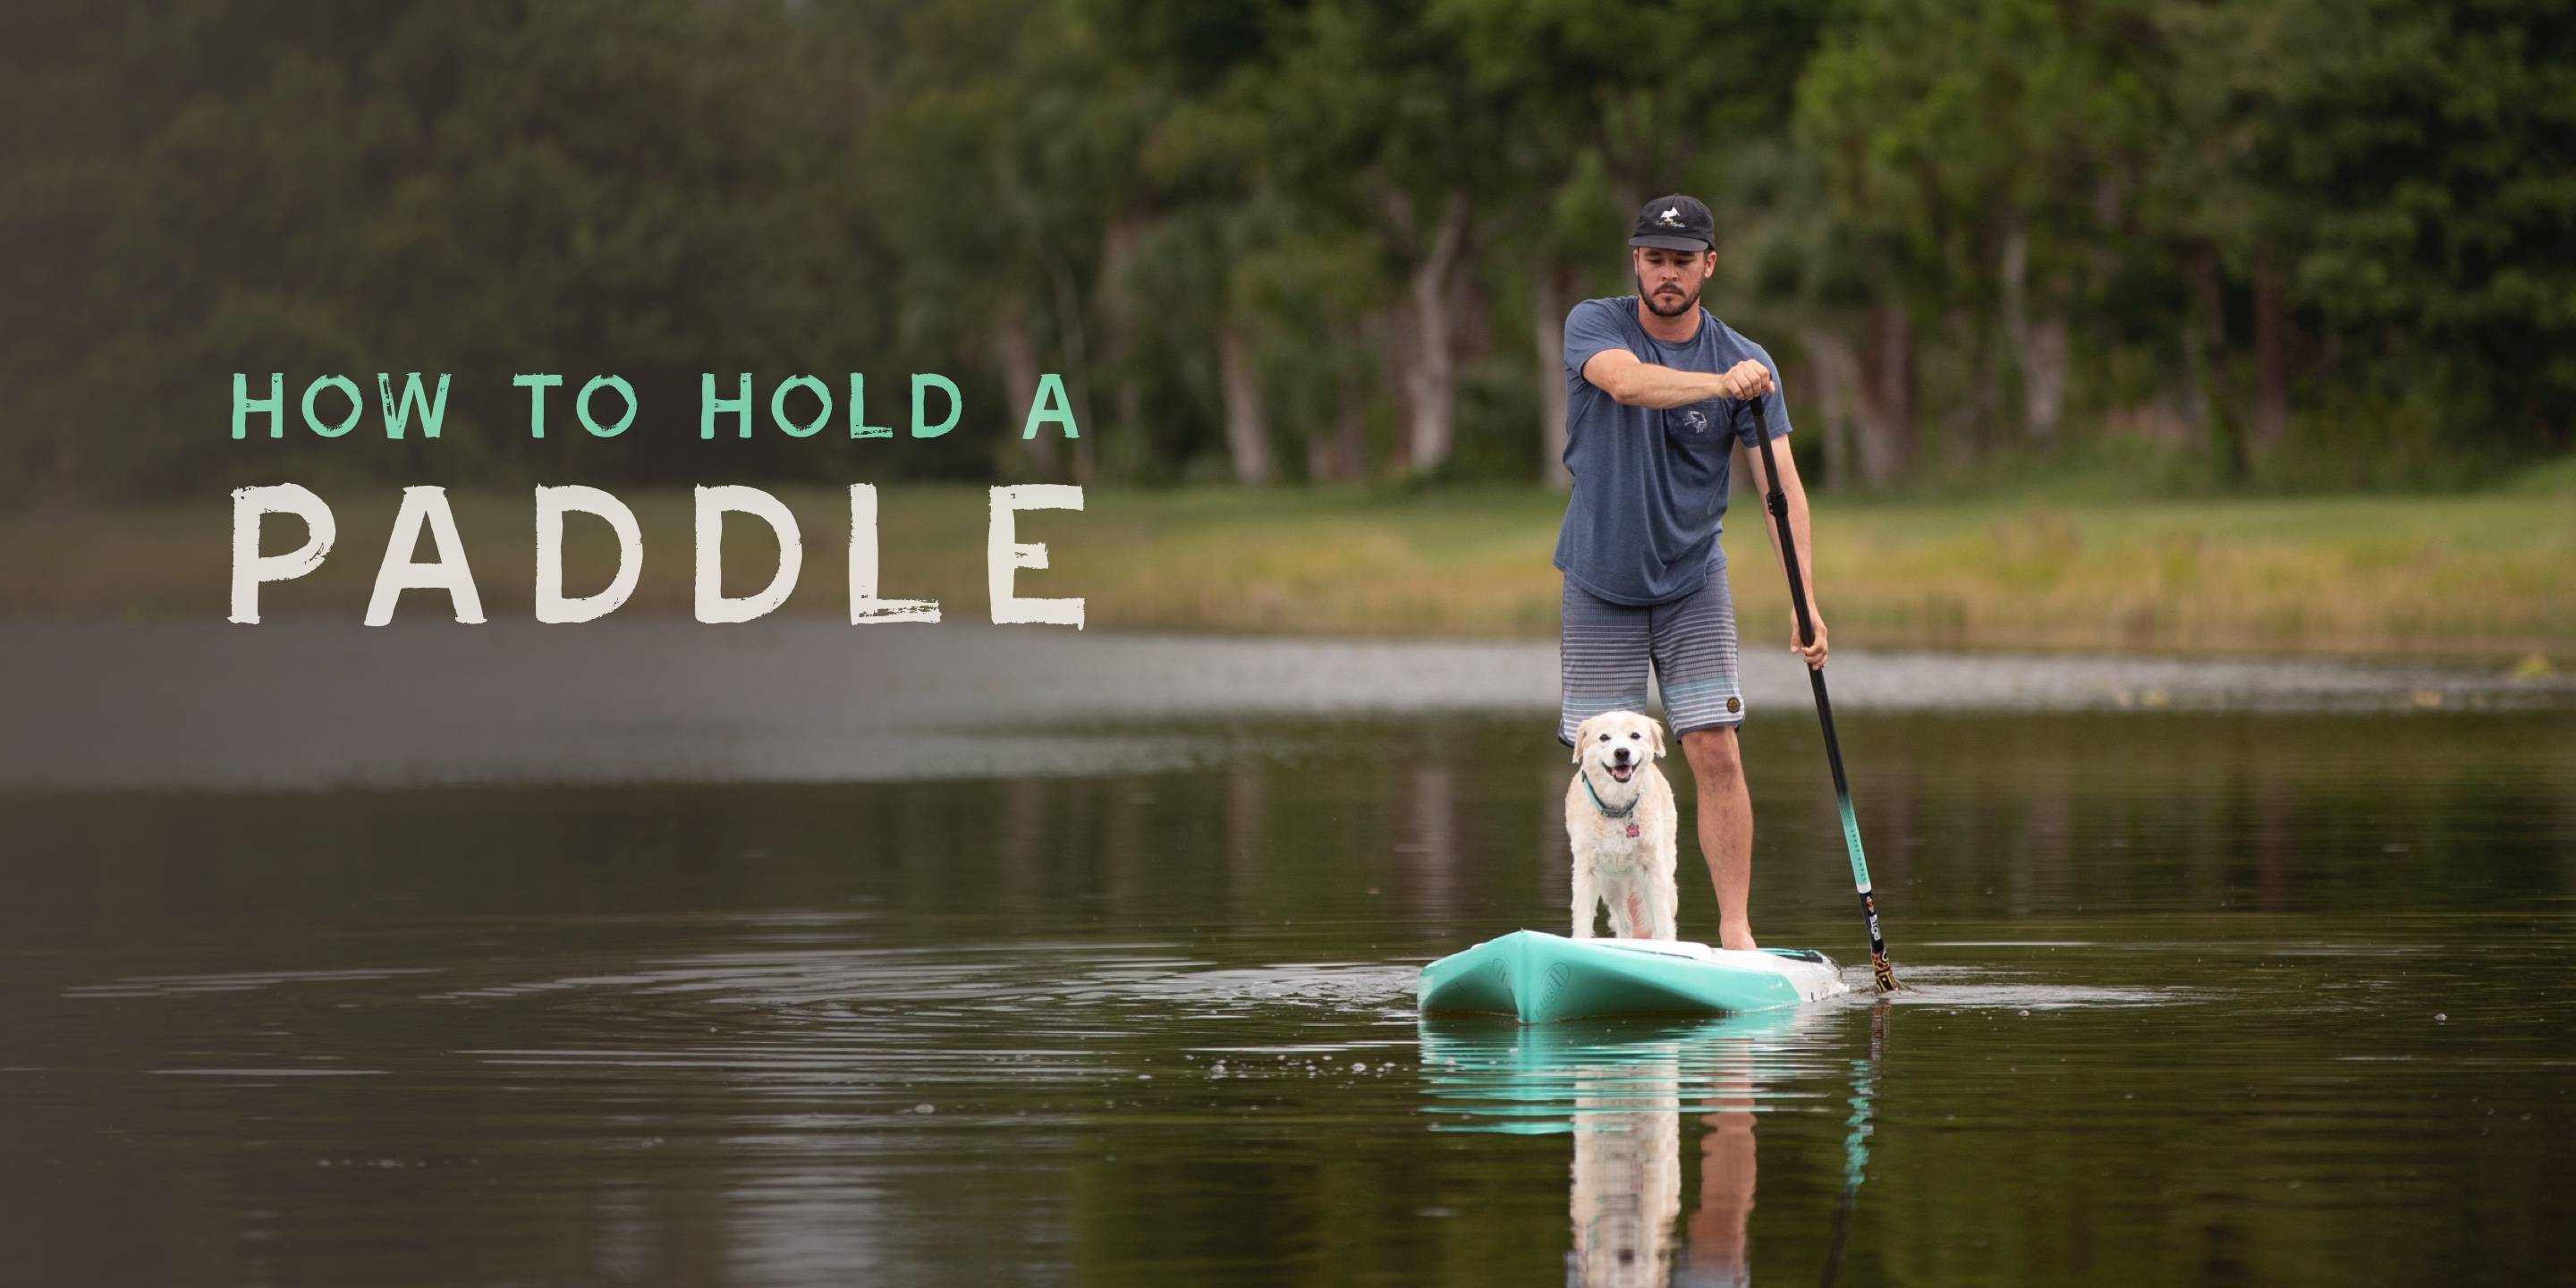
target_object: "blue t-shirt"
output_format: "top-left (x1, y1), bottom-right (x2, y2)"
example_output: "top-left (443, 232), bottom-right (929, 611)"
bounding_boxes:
top-left (1551, 295), bottom-right (1792, 606)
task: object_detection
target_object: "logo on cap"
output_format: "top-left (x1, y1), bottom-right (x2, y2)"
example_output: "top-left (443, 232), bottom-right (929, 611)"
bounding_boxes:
top-left (1630, 195), bottom-right (1716, 250)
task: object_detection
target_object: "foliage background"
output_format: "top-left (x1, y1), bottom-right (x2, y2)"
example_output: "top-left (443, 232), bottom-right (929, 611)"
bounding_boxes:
top-left (4, 0), bottom-right (2571, 504)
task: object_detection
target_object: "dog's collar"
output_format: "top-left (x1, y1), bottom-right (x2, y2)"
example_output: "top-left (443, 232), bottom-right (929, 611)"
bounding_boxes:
top-left (1580, 767), bottom-right (1640, 819)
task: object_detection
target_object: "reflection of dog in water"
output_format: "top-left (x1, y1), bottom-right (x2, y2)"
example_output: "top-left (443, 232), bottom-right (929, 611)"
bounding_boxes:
top-left (1568, 1047), bottom-right (1759, 1288)
top-left (1566, 710), bottom-right (1680, 940)
top-left (1569, 1055), bottom-right (1682, 1288)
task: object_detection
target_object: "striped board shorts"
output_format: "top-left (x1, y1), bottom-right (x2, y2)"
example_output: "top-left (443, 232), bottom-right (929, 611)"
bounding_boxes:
top-left (1558, 547), bottom-right (1744, 747)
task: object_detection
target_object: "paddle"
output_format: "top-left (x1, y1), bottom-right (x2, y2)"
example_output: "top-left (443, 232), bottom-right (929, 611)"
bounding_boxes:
top-left (1746, 395), bottom-right (1904, 993)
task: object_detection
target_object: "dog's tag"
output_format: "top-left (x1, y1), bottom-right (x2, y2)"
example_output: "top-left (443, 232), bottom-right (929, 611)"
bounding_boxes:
top-left (1624, 823), bottom-right (1640, 838)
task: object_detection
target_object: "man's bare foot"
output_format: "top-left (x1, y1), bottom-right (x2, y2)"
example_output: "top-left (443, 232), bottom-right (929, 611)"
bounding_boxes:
top-left (1718, 926), bottom-right (1758, 953)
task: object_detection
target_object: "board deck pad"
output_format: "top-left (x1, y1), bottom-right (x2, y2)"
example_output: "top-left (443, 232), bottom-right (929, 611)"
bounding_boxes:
top-left (1417, 930), bottom-right (1849, 1023)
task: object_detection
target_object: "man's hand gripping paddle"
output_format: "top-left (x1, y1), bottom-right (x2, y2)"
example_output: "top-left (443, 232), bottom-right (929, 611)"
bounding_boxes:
top-left (1747, 396), bottom-right (1906, 994)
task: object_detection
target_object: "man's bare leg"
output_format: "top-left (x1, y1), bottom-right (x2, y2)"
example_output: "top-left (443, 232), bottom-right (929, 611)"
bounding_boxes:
top-left (1681, 726), bottom-right (1756, 950)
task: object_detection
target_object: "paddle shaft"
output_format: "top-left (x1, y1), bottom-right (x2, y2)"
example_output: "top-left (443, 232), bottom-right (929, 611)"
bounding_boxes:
top-left (1746, 398), bottom-right (1899, 993)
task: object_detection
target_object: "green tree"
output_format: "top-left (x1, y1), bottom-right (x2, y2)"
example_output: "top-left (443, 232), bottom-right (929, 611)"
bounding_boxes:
top-left (2155, 0), bottom-right (2576, 481)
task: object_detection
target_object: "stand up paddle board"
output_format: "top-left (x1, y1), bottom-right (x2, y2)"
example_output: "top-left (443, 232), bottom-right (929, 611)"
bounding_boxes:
top-left (1418, 930), bottom-right (1848, 1023)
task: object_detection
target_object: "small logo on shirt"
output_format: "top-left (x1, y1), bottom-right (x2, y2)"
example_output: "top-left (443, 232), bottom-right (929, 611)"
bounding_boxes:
top-left (1681, 410), bottom-right (1710, 433)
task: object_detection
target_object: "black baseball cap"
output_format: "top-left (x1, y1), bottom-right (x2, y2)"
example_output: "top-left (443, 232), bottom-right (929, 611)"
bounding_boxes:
top-left (1629, 194), bottom-right (1715, 251)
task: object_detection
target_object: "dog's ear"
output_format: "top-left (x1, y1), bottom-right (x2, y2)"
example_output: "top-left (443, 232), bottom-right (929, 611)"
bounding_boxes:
top-left (1570, 715), bottom-right (1591, 763)
top-left (1650, 721), bottom-right (1667, 758)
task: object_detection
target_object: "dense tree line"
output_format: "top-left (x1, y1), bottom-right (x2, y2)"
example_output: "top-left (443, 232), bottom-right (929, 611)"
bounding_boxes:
top-left (4, 0), bottom-right (2568, 501)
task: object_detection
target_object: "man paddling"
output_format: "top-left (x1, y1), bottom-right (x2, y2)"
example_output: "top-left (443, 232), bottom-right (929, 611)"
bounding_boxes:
top-left (1553, 193), bottom-right (1828, 953)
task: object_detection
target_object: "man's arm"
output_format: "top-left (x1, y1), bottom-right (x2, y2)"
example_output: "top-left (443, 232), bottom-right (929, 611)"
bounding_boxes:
top-left (1734, 433), bottom-right (1828, 670)
top-left (1583, 349), bottom-right (1774, 409)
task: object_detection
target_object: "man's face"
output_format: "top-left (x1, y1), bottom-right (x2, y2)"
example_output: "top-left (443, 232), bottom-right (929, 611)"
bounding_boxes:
top-left (1632, 247), bottom-right (1714, 318)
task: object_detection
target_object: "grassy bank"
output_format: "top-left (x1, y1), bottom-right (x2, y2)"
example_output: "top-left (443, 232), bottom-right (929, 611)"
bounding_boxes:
top-left (7, 473), bottom-right (2571, 661)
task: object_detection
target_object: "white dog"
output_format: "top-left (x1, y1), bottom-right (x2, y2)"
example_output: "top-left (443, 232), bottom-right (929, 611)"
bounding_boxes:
top-left (1565, 710), bottom-right (1680, 940)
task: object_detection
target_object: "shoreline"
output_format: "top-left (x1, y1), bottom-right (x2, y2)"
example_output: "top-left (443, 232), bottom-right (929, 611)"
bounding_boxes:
top-left (4, 619), bottom-right (2566, 793)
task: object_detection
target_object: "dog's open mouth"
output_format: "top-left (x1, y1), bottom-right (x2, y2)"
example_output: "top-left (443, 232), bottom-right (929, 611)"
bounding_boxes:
top-left (1608, 763), bottom-right (1635, 782)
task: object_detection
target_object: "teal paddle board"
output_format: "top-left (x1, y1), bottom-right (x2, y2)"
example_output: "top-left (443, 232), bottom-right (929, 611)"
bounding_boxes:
top-left (1417, 930), bottom-right (1848, 1023)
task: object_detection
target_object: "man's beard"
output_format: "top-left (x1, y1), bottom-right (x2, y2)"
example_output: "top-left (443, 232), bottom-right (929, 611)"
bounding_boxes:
top-left (1639, 275), bottom-right (1701, 318)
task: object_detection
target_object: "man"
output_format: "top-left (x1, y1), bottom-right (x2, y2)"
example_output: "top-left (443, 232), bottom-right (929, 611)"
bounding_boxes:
top-left (1554, 193), bottom-right (1828, 953)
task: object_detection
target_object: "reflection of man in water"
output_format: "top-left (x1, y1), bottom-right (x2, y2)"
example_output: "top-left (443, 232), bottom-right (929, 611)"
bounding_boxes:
top-left (1677, 1075), bottom-right (1757, 1287)
top-left (1554, 193), bottom-right (1830, 952)
top-left (1567, 1046), bottom-right (1758, 1288)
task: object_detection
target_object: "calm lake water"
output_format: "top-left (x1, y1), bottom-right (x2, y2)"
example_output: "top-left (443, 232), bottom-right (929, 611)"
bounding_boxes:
top-left (5, 702), bottom-right (2572, 1285)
